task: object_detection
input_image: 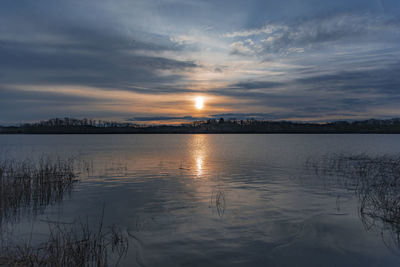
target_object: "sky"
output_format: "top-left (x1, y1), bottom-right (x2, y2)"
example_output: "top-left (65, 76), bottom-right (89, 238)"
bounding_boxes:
top-left (1, 0), bottom-right (400, 124)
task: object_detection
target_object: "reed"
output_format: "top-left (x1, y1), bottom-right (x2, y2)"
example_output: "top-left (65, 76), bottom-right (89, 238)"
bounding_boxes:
top-left (0, 156), bottom-right (77, 224)
top-left (0, 216), bottom-right (129, 266)
top-left (0, 156), bottom-right (130, 266)
top-left (308, 153), bottom-right (400, 250)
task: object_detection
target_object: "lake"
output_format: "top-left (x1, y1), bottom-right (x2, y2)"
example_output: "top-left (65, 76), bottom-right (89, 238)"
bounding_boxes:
top-left (1, 134), bottom-right (400, 266)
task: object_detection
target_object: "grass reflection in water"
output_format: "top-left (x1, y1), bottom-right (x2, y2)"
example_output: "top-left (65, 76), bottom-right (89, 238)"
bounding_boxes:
top-left (308, 153), bottom-right (400, 252)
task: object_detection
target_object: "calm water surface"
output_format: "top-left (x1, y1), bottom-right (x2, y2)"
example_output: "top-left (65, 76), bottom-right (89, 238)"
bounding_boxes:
top-left (1, 134), bottom-right (400, 266)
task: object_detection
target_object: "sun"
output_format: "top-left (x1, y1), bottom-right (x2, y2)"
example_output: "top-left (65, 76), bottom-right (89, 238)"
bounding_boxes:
top-left (195, 96), bottom-right (204, 110)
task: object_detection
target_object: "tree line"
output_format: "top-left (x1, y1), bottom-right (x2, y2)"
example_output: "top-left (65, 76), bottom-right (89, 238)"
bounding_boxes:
top-left (1, 117), bottom-right (400, 134)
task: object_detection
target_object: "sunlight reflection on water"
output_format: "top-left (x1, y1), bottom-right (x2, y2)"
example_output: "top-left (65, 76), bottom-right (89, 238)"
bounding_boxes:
top-left (191, 134), bottom-right (208, 178)
top-left (2, 134), bottom-right (400, 266)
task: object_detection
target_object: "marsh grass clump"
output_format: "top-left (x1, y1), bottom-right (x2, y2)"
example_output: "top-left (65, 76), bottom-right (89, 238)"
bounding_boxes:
top-left (308, 153), bottom-right (400, 250)
top-left (0, 156), bottom-right (77, 224)
top-left (0, 156), bottom-right (130, 266)
top-left (0, 218), bottom-right (129, 266)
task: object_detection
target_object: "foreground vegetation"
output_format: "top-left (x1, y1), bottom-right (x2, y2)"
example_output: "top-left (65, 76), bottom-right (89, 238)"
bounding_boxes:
top-left (0, 156), bottom-right (129, 266)
top-left (308, 153), bottom-right (400, 250)
top-left (0, 217), bottom-right (128, 267)
top-left (0, 156), bottom-right (76, 224)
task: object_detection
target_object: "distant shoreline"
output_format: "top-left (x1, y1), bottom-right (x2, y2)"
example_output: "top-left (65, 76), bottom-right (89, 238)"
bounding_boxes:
top-left (2, 117), bottom-right (400, 134)
top-left (2, 128), bottom-right (400, 134)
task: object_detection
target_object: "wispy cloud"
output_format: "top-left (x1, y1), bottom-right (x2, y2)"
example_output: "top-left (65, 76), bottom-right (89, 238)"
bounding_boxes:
top-left (225, 13), bottom-right (400, 56)
top-left (224, 25), bottom-right (286, 38)
top-left (1, 0), bottom-right (400, 123)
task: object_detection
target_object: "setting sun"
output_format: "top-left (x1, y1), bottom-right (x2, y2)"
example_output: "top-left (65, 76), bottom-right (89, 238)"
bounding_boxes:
top-left (195, 96), bottom-right (204, 110)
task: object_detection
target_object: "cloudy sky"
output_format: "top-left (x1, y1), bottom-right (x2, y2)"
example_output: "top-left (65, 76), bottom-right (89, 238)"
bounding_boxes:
top-left (1, 0), bottom-right (400, 124)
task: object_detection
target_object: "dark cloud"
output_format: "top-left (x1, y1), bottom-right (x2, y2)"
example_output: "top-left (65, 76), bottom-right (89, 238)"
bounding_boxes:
top-left (0, 12), bottom-right (197, 92)
top-left (296, 61), bottom-right (400, 94)
top-left (210, 113), bottom-right (282, 120)
top-left (128, 116), bottom-right (207, 122)
top-left (233, 81), bottom-right (284, 89)
top-left (0, 86), bottom-right (114, 123)
top-left (0, 87), bottom-right (99, 104)
top-left (207, 61), bottom-right (400, 120)
top-left (127, 113), bottom-right (305, 122)
top-left (218, 61), bottom-right (400, 97)
top-left (127, 112), bottom-right (364, 123)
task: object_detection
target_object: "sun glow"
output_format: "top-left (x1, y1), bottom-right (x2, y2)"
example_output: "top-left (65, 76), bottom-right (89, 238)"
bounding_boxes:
top-left (195, 96), bottom-right (204, 110)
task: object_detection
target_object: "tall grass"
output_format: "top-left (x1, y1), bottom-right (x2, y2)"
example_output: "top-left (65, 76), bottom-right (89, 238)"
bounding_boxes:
top-left (308, 153), bottom-right (400, 250)
top-left (0, 156), bottom-right (76, 224)
top-left (0, 156), bottom-right (130, 266)
top-left (0, 216), bottom-right (129, 266)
